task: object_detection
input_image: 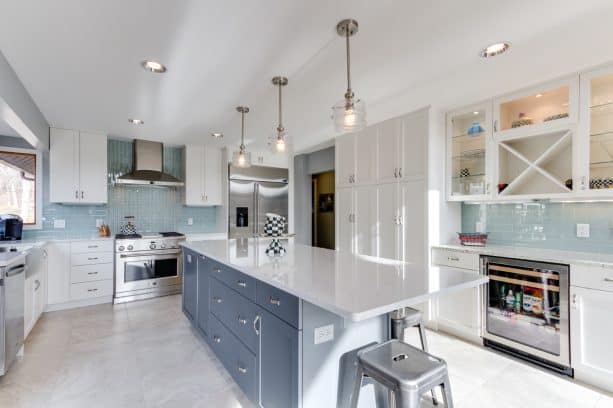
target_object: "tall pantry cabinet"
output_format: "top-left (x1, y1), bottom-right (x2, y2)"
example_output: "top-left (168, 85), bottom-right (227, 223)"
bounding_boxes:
top-left (335, 108), bottom-right (429, 275)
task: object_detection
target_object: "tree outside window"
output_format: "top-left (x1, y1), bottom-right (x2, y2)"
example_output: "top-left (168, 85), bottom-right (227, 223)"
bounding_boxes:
top-left (0, 151), bottom-right (36, 224)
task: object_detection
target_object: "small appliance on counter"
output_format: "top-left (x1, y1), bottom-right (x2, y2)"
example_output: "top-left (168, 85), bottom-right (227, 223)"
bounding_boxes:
top-left (458, 232), bottom-right (488, 246)
top-left (0, 215), bottom-right (23, 241)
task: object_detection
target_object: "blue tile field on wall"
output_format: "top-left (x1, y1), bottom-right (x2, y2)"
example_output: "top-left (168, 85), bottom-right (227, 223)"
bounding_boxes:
top-left (462, 202), bottom-right (613, 253)
top-left (23, 139), bottom-right (220, 240)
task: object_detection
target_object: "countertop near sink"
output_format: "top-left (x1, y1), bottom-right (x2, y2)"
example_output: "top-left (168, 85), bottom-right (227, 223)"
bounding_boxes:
top-left (0, 251), bottom-right (26, 267)
top-left (433, 243), bottom-right (613, 267)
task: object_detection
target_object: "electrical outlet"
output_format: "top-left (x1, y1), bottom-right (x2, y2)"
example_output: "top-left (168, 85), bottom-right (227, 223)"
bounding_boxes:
top-left (187, 218), bottom-right (194, 226)
top-left (576, 223), bottom-right (590, 238)
top-left (54, 219), bottom-right (65, 229)
top-left (313, 324), bottom-right (334, 345)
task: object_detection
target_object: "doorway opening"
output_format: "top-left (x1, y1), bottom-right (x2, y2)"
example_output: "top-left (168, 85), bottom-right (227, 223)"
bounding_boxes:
top-left (311, 171), bottom-right (335, 249)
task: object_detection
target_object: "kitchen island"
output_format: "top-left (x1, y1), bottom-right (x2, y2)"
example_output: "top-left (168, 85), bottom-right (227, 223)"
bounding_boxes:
top-left (181, 239), bottom-right (487, 407)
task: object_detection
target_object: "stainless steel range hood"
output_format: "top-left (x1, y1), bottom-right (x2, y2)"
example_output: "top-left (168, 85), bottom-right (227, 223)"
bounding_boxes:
top-left (116, 139), bottom-right (184, 186)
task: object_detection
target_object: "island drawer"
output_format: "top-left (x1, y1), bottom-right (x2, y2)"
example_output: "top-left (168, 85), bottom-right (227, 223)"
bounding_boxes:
top-left (210, 277), bottom-right (259, 352)
top-left (210, 260), bottom-right (257, 301)
top-left (571, 263), bottom-right (613, 293)
top-left (208, 314), bottom-right (257, 403)
top-left (432, 248), bottom-right (479, 271)
top-left (256, 281), bottom-right (300, 329)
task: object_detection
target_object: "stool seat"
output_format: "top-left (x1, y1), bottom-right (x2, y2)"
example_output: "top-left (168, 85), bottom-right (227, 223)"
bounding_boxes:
top-left (358, 340), bottom-right (447, 391)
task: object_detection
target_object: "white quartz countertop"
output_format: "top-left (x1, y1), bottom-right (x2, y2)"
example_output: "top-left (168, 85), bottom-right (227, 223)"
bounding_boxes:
top-left (0, 251), bottom-right (26, 268)
top-left (433, 243), bottom-right (613, 267)
top-left (182, 239), bottom-right (488, 322)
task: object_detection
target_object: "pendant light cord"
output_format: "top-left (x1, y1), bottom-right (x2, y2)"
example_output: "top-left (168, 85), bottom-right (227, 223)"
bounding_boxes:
top-left (240, 110), bottom-right (245, 150)
top-left (278, 82), bottom-right (283, 130)
top-left (345, 29), bottom-right (351, 95)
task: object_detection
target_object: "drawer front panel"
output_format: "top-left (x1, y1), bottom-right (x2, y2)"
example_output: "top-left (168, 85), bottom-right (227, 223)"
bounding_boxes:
top-left (70, 240), bottom-right (114, 254)
top-left (209, 260), bottom-right (256, 301)
top-left (572, 263), bottom-right (613, 293)
top-left (432, 248), bottom-right (479, 270)
top-left (71, 263), bottom-right (113, 283)
top-left (70, 280), bottom-right (113, 300)
top-left (208, 314), bottom-right (257, 403)
top-left (71, 252), bottom-right (113, 266)
top-left (256, 281), bottom-right (300, 329)
top-left (232, 293), bottom-right (259, 352)
top-left (210, 278), bottom-right (234, 324)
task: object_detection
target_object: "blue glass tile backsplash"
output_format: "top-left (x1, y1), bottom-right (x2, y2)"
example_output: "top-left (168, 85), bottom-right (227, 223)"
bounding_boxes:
top-left (462, 202), bottom-right (613, 253)
top-left (23, 139), bottom-right (221, 240)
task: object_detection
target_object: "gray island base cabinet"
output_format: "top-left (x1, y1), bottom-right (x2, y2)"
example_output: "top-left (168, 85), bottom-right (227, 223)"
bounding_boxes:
top-left (181, 240), bottom-right (487, 407)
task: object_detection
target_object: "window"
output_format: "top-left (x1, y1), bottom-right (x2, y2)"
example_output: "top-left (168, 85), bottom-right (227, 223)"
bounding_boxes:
top-left (0, 148), bottom-right (41, 227)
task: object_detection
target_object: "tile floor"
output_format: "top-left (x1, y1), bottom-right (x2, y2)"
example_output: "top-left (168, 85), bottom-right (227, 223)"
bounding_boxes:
top-left (0, 295), bottom-right (610, 408)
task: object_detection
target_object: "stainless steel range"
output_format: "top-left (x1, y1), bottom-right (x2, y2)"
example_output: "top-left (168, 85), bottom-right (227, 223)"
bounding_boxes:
top-left (113, 232), bottom-right (185, 304)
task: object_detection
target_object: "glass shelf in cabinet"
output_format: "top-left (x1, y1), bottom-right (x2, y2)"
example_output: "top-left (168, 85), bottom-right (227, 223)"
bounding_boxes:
top-left (452, 131), bottom-right (485, 139)
top-left (452, 173), bottom-right (486, 180)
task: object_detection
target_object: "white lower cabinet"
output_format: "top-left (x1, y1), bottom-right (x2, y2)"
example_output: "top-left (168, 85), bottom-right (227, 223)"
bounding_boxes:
top-left (24, 246), bottom-right (47, 338)
top-left (47, 242), bottom-right (71, 305)
top-left (571, 285), bottom-right (613, 393)
top-left (431, 248), bottom-right (482, 343)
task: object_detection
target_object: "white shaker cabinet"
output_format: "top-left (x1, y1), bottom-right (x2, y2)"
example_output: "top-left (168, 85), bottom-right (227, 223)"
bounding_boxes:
top-left (184, 145), bottom-right (222, 206)
top-left (377, 182), bottom-right (401, 260)
top-left (354, 185), bottom-right (377, 256)
top-left (336, 187), bottom-right (355, 253)
top-left (377, 117), bottom-right (402, 183)
top-left (335, 133), bottom-right (356, 188)
top-left (24, 246), bottom-right (46, 338)
top-left (50, 127), bottom-right (107, 204)
top-left (400, 108), bottom-right (428, 180)
top-left (355, 126), bottom-right (377, 184)
top-left (571, 284), bottom-right (613, 393)
top-left (46, 242), bottom-right (71, 306)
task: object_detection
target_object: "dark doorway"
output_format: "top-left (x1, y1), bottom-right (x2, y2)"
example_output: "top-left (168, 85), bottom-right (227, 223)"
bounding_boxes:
top-left (311, 171), bottom-right (335, 249)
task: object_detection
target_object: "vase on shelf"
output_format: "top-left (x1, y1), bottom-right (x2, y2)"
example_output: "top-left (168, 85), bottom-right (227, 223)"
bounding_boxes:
top-left (264, 213), bottom-right (286, 256)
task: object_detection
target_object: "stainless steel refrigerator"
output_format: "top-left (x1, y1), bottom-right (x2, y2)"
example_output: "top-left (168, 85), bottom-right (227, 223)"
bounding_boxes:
top-left (229, 165), bottom-right (289, 239)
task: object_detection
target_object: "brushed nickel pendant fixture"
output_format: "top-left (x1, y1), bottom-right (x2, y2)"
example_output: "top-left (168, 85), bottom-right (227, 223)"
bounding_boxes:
top-left (332, 19), bottom-right (366, 133)
top-left (232, 106), bottom-right (251, 168)
top-left (269, 76), bottom-right (289, 154)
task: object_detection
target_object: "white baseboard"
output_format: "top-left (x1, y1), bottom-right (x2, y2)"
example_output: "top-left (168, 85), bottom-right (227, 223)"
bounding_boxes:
top-left (44, 296), bottom-right (112, 312)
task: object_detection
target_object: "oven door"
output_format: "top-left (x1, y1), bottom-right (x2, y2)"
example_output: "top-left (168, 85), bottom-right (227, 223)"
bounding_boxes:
top-left (115, 251), bottom-right (182, 293)
top-left (482, 256), bottom-right (570, 368)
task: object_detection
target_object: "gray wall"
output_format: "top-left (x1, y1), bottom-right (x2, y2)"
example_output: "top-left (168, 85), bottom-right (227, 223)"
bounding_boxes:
top-left (0, 50), bottom-right (49, 149)
top-left (293, 146), bottom-right (334, 245)
top-left (0, 134), bottom-right (33, 149)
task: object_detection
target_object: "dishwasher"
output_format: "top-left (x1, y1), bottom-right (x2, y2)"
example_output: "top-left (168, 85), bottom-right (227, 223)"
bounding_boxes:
top-left (0, 253), bottom-right (26, 376)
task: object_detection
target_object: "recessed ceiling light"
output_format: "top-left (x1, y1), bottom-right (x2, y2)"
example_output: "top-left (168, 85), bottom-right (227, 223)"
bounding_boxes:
top-left (211, 132), bottom-right (223, 139)
top-left (473, 111), bottom-right (479, 115)
top-left (141, 60), bottom-right (167, 73)
top-left (535, 93), bottom-right (543, 98)
top-left (128, 118), bottom-right (144, 125)
top-left (480, 42), bottom-right (510, 58)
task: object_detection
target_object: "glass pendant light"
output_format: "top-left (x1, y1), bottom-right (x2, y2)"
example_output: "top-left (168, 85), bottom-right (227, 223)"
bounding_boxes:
top-left (332, 19), bottom-right (366, 133)
top-left (232, 106), bottom-right (252, 168)
top-left (269, 76), bottom-right (290, 154)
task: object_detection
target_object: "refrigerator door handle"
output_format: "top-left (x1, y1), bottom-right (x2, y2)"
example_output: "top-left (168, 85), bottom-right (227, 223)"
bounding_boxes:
top-left (253, 183), bottom-right (258, 237)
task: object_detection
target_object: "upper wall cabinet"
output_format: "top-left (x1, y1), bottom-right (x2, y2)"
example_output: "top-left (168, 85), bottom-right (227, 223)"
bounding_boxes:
top-left (447, 103), bottom-right (493, 201)
top-left (335, 133), bottom-right (356, 188)
top-left (50, 128), bottom-right (107, 204)
top-left (184, 145), bottom-right (223, 206)
top-left (355, 126), bottom-right (377, 184)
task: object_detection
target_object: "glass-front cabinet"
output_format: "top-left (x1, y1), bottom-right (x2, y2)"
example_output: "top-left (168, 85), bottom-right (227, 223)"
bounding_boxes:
top-left (494, 77), bottom-right (578, 137)
top-left (580, 65), bottom-right (613, 194)
top-left (447, 103), bottom-right (492, 200)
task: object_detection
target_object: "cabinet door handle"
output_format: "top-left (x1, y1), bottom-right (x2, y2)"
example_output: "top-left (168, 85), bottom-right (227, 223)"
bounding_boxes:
top-left (87, 271), bottom-right (98, 275)
top-left (238, 316), bottom-right (247, 325)
top-left (269, 297), bottom-right (281, 307)
top-left (81, 191), bottom-right (84, 199)
top-left (253, 315), bottom-right (261, 336)
top-left (398, 167), bottom-right (402, 178)
top-left (213, 296), bottom-right (222, 304)
top-left (237, 280), bottom-right (247, 288)
top-left (604, 277), bottom-right (613, 282)
top-left (494, 120), bottom-right (498, 132)
top-left (87, 257), bottom-right (99, 261)
top-left (34, 280), bottom-right (40, 290)
top-left (448, 256), bottom-right (460, 262)
top-left (205, 195), bottom-right (208, 201)
top-left (87, 288), bottom-right (98, 293)
top-left (75, 190), bottom-right (79, 199)
top-left (393, 168), bottom-right (398, 178)
top-left (87, 245), bottom-right (98, 249)
top-left (213, 335), bottom-right (221, 343)
top-left (571, 293), bottom-right (578, 309)
top-left (213, 268), bottom-right (221, 274)
top-left (238, 365), bottom-right (247, 374)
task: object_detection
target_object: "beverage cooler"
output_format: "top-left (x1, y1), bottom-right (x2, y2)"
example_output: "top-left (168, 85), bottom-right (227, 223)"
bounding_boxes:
top-left (481, 256), bottom-right (571, 375)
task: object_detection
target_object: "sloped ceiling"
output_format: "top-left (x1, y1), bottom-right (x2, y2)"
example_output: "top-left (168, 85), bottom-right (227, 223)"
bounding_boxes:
top-left (1, 0), bottom-right (613, 154)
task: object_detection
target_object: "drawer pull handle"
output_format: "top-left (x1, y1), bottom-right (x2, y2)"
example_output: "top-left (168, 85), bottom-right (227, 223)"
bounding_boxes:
top-left (269, 297), bottom-right (281, 307)
top-left (213, 335), bottom-right (221, 343)
top-left (238, 316), bottom-right (247, 325)
top-left (34, 280), bottom-right (40, 290)
top-left (605, 277), bottom-right (613, 282)
top-left (87, 288), bottom-right (98, 292)
top-left (87, 245), bottom-right (98, 249)
top-left (448, 257), bottom-right (460, 262)
top-left (238, 365), bottom-right (247, 374)
top-left (213, 296), bottom-right (222, 304)
top-left (87, 257), bottom-right (99, 261)
top-left (213, 268), bottom-right (221, 273)
top-left (87, 272), bottom-right (98, 275)
top-left (237, 280), bottom-right (247, 288)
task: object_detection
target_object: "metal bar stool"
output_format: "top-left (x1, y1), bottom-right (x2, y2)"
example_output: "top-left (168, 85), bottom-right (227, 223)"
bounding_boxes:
top-left (350, 339), bottom-right (454, 408)
top-left (390, 307), bottom-right (437, 404)
top-left (337, 342), bottom-right (389, 408)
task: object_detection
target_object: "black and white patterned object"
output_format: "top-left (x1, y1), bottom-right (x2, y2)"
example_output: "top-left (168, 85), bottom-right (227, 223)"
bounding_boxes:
top-left (263, 214), bottom-right (286, 237)
top-left (266, 238), bottom-right (286, 256)
top-left (459, 168), bottom-right (470, 178)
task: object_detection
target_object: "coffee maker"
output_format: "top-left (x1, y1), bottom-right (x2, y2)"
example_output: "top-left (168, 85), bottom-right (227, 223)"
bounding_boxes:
top-left (0, 214), bottom-right (23, 241)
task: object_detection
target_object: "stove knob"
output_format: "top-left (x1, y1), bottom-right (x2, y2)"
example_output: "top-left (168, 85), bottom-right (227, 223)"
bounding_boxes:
top-left (150, 243), bottom-right (156, 250)
top-left (127, 245), bottom-right (133, 251)
top-left (118, 245), bottom-right (125, 251)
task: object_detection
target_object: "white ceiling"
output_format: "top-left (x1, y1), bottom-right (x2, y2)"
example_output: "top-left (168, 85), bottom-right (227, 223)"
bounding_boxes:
top-left (2, 0), bottom-right (613, 154)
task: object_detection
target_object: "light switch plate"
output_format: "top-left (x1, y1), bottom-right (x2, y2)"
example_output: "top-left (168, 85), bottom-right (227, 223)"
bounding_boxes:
top-left (577, 223), bottom-right (590, 238)
top-left (187, 218), bottom-right (194, 226)
top-left (314, 324), bottom-right (334, 345)
top-left (54, 219), bottom-right (65, 229)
